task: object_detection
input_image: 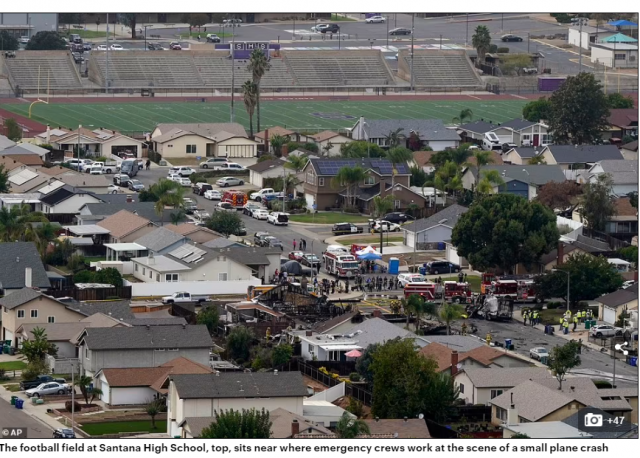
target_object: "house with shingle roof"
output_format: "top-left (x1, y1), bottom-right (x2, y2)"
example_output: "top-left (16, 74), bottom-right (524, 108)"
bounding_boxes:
top-left (97, 209), bottom-right (156, 243)
top-left (351, 118), bottom-right (460, 151)
top-left (247, 158), bottom-right (286, 188)
top-left (56, 172), bottom-right (111, 194)
top-left (502, 146), bottom-right (545, 165)
top-left (419, 342), bottom-right (532, 375)
top-left (540, 144), bottom-right (624, 171)
top-left (620, 139), bottom-right (638, 161)
top-left (0, 153), bottom-right (43, 167)
top-left (573, 196), bottom-right (638, 242)
top-left (577, 159), bottom-right (638, 196)
top-left (605, 108), bottom-right (638, 140)
top-left (168, 371), bottom-right (308, 437)
top-left (164, 223), bottom-right (222, 244)
top-left (595, 283), bottom-right (638, 325)
top-left (133, 227), bottom-right (187, 254)
top-left (402, 204), bottom-right (469, 248)
top-left (253, 126), bottom-right (298, 150)
top-left (39, 184), bottom-right (103, 214)
top-left (79, 193), bottom-right (183, 225)
top-left (0, 134), bottom-right (16, 151)
top-left (453, 367), bottom-right (552, 405)
top-left (307, 130), bottom-right (352, 156)
top-left (413, 149), bottom-right (503, 173)
top-left (35, 126), bottom-right (144, 159)
top-left (537, 234), bottom-right (612, 273)
top-left (0, 242), bottom-right (50, 295)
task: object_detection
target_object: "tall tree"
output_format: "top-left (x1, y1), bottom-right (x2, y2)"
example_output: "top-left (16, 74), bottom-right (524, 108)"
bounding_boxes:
top-left (472, 25), bottom-right (491, 64)
top-left (536, 181), bottom-right (583, 212)
top-left (226, 327), bottom-right (255, 362)
top-left (284, 154), bottom-right (308, 173)
top-left (120, 13), bottom-right (138, 39)
top-left (472, 149), bottom-right (494, 185)
top-left (334, 412), bottom-right (371, 438)
top-left (331, 166), bottom-right (366, 209)
top-left (407, 131), bottom-right (423, 151)
top-left (21, 327), bottom-right (57, 364)
top-left (205, 211), bottom-right (242, 237)
top-left (451, 193), bottom-right (559, 273)
top-left (149, 179), bottom-right (185, 225)
top-left (475, 169), bottom-right (504, 196)
top-left (75, 375), bottom-right (96, 405)
top-left (200, 409), bottom-right (272, 439)
top-left (25, 31), bottom-right (67, 50)
top-left (242, 80), bottom-right (258, 137)
top-left (452, 108), bottom-right (473, 124)
top-left (384, 128), bottom-right (406, 148)
top-left (340, 140), bottom-right (385, 158)
top-left (522, 97), bottom-right (552, 122)
top-left (548, 73), bottom-right (610, 145)
top-left (146, 399), bottom-right (162, 429)
top-left (0, 165), bottom-right (9, 194)
top-left (627, 191), bottom-right (638, 209)
top-left (247, 49), bottom-right (271, 133)
top-left (434, 160), bottom-right (463, 206)
top-left (271, 344), bottom-right (293, 367)
top-left (355, 343), bottom-right (380, 388)
top-left (550, 341), bottom-right (581, 390)
top-left (197, 306), bottom-right (220, 335)
top-left (4, 118), bottom-right (22, 141)
top-left (440, 303), bottom-right (465, 335)
top-left (0, 31), bottom-right (19, 51)
top-left (606, 93), bottom-right (634, 109)
top-left (579, 173), bottom-right (616, 232)
top-left (372, 195), bottom-right (394, 218)
top-left (269, 134), bottom-right (287, 157)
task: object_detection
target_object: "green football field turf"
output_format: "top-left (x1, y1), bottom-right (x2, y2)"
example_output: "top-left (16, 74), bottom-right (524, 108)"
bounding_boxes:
top-left (3, 99), bottom-right (528, 134)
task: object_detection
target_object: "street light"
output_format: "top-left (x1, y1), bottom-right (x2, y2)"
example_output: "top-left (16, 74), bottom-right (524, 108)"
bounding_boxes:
top-left (552, 268), bottom-right (570, 312)
top-left (143, 25), bottom-right (152, 51)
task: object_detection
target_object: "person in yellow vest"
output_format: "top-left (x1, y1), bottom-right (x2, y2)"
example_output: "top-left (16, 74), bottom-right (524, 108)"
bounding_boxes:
top-left (573, 315), bottom-right (578, 332)
top-left (581, 310), bottom-right (587, 323)
top-left (560, 317), bottom-right (564, 326)
top-left (522, 310), bottom-right (529, 326)
top-left (563, 319), bottom-right (569, 335)
top-left (532, 310), bottom-right (539, 326)
top-left (486, 333), bottom-right (492, 345)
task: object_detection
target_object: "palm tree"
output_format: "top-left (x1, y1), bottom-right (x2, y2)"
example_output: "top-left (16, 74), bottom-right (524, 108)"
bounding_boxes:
top-left (270, 134), bottom-right (287, 157)
top-left (149, 179), bottom-right (185, 224)
top-left (170, 209), bottom-right (186, 225)
top-left (452, 108), bottom-right (474, 124)
top-left (449, 145), bottom-right (473, 167)
top-left (372, 195), bottom-right (394, 218)
top-left (75, 375), bottom-right (94, 405)
top-left (440, 303), bottom-right (465, 335)
top-left (476, 170), bottom-right (505, 196)
top-left (334, 412), bottom-right (371, 438)
top-left (472, 149), bottom-right (494, 185)
top-left (247, 49), bottom-right (271, 133)
top-left (472, 25), bottom-right (492, 65)
top-left (434, 161), bottom-right (463, 207)
top-left (284, 154), bottom-right (309, 173)
top-left (331, 166), bottom-right (366, 209)
top-left (242, 80), bottom-right (258, 137)
top-left (384, 128), bottom-right (406, 148)
top-left (385, 147), bottom-right (413, 209)
top-left (146, 399), bottom-right (162, 429)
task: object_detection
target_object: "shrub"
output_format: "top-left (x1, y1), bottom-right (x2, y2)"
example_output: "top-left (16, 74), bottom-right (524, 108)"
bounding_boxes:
top-left (349, 372), bottom-right (361, 382)
top-left (489, 44), bottom-right (498, 53)
top-left (546, 301), bottom-right (562, 309)
top-left (346, 397), bottom-right (364, 418)
top-left (497, 47), bottom-right (509, 53)
top-left (65, 400), bottom-right (82, 412)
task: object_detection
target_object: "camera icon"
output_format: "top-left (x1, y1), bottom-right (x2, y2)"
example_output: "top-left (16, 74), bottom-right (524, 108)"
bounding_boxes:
top-left (584, 413), bottom-right (603, 427)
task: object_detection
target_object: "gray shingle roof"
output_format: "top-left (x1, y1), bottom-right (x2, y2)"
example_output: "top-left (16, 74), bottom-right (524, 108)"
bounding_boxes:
top-left (246, 159), bottom-right (285, 173)
top-left (83, 195), bottom-right (180, 223)
top-left (489, 380), bottom-right (577, 421)
top-left (402, 204), bottom-right (469, 234)
top-left (342, 317), bottom-right (429, 348)
top-left (478, 164), bottom-right (567, 186)
top-left (0, 287), bottom-right (44, 310)
top-left (498, 119), bottom-right (538, 131)
top-left (573, 234), bottom-right (611, 252)
top-left (462, 367), bottom-right (551, 388)
top-left (546, 145), bottom-right (624, 164)
top-left (203, 238), bottom-right (243, 249)
top-left (362, 119), bottom-right (460, 141)
top-left (63, 299), bottom-right (136, 321)
top-left (217, 247), bottom-right (281, 266)
top-left (82, 324), bottom-right (212, 350)
top-left (172, 371), bottom-right (308, 399)
top-left (506, 147), bottom-right (541, 158)
top-left (597, 159), bottom-right (637, 173)
top-left (459, 120), bottom-right (497, 134)
top-left (423, 335), bottom-right (487, 352)
top-left (0, 242), bottom-right (51, 290)
top-left (128, 317), bottom-right (188, 326)
top-left (134, 227), bottom-right (186, 252)
top-left (595, 285), bottom-right (638, 307)
top-left (533, 377), bottom-right (633, 411)
top-left (622, 140), bottom-right (638, 152)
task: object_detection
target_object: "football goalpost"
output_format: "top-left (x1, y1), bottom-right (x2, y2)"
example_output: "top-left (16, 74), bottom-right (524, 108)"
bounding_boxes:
top-left (28, 66), bottom-right (50, 118)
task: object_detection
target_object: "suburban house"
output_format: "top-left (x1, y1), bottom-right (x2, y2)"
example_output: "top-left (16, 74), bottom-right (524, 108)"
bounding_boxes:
top-left (167, 371), bottom-right (308, 437)
top-left (151, 123), bottom-right (258, 159)
top-left (620, 140), bottom-right (638, 161)
top-left (1, 153), bottom-right (44, 168)
top-left (0, 288), bottom-right (86, 346)
top-left (56, 172), bottom-right (111, 194)
top-left (307, 131), bottom-right (352, 156)
top-left (604, 109), bottom-right (638, 140)
top-left (301, 158), bottom-right (425, 213)
top-left (8, 169), bottom-right (51, 193)
top-left (502, 146), bottom-right (545, 165)
top-left (539, 144), bottom-right (625, 173)
top-left (351, 118), bottom-right (460, 151)
top-left (253, 126), bottom-right (311, 152)
top-left (313, 310), bottom-right (362, 336)
top-left (413, 149), bottom-right (503, 174)
top-left (0, 242), bottom-right (50, 296)
top-left (0, 193), bottom-right (43, 212)
top-left (0, 156), bottom-right (32, 177)
top-left (573, 196), bottom-right (638, 241)
top-left (95, 356), bottom-right (213, 406)
top-left (164, 224), bottom-right (222, 244)
top-left (78, 193), bottom-right (182, 225)
top-left (247, 159), bottom-right (286, 188)
top-left (595, 283), bottom-right (638, 325)
top-left (568, 25), bottom-right (616, 50)
top-left (0, 142), bottom-right (50, 159)
top-left (462, 164), bottom-right (567, 201)
top-left (459, 119), bottom-right (552, 147)
top-left (97, 210), bottom-right (157, 243)
top-left (77, 324), bottom-right (212, 378)
top-left (537, 234), bottom-right (612, 273)
top-left (402, 204), bottom-right (469, 249)
top-left (0, 134), bottom-right (16, 150)
top-left (133, 227), bottom-right (187, 255)
top-left (590, 42), bottom-right (638, 68)
top-left (453, 367), bottom-right (551, 405)
top-left (39, 185), bottom-right (103, 215)
top-left (34, 126), bottom-right (144, 158)
top-left (419, 342), bottom-right (532, 375)
top-left (576, 159), bottom-right (638, 196)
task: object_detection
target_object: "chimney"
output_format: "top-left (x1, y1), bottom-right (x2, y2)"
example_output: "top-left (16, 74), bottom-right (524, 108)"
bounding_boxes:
top-left (557, 242), bottom-right (564, 266)
top-left (305, 330), bottom-right (313, 337)
top-left (373, 310), bottom-right (382, 318)
top-left (126, 194), bottom-right (133, 203)
top-left (451, 351), bottom-right (459, 376)
top-left (25, 267), bottom-right (33, 288)
top-left (506, 393), bottom-right (518, 426)
top-left (291, 419), bottom-right (300, 437)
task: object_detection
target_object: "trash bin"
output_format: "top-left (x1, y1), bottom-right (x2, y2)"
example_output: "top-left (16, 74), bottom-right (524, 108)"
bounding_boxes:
top-left (15, 399), bottom-right (24, 409)
top-left (31, 397), bottom-right (39, 405)
top-left (10, 396), bottom-right (18, 406)
top-left (9, 347), bottom-right (15, 356)
top-left (585, 320), bottom-right (591, 330)
top-left (419, 266), bottom-right (427, 275)
top-left (548, 325), bottom-right (554, 335)
top-left (540, 356), bottom-right (548, 365)
top-left (630, 357), bottom-right (638, 367)
top-left (505, 339), bottom-right (512, 350)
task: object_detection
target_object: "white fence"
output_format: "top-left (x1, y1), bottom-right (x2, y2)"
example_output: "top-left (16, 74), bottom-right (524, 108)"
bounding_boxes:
top-left (308, 382), bottom-right (346, 403)
top-left (123, 279), bottom-right (261, 298)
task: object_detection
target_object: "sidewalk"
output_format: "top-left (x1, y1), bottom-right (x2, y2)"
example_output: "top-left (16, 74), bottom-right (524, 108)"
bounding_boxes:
top-left (0, 385), bottom-right (69, 431)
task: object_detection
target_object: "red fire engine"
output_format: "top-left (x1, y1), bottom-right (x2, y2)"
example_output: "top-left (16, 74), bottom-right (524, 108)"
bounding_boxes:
top-left (489, 279), bottom-right (540, 303)
top-left (443, 281), bottom-right (472, 303)
top-left (516, 280), bottom-right (539, 303)
top-left (404, 282), bottom-right (436, 301)
top-left (223, 190), bottom-right (248, 209)
top-left (481, 273), bottom-right (496, 294)
top-left (323, 251), bottom-right (359, 278)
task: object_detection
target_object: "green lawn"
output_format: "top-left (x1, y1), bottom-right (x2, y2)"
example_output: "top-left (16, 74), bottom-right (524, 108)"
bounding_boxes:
top-left (289, 213), bottom-right (370, 224)
top-left (83, 256), bottom-right (106, 263)
top-left (81, 420), bottom-right (167, 436)
top-left (4, 100), bottom-right (528, 136)
top-left (2, 384), bottom-right (21, 391)
top-left (441, 275), bottom-right (481, 293)
top-left (0, 361), bottom-right (27, 371)
top-left (337, 235), bottom-right (404, 245)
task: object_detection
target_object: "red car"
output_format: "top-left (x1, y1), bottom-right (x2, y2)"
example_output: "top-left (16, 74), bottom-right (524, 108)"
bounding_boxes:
top-left (288, 251), bottom-right (304, 261)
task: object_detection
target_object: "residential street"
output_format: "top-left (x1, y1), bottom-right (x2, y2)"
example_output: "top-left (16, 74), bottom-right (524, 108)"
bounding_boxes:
top-left (0, 397), bottom-right (53, 439)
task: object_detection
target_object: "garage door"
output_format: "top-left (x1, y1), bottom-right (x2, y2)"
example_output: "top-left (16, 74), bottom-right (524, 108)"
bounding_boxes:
top-left (603, 306), bottom-right (616, 325)
top-left (101, 380), bottom-right (111, 404)
top-left (305, 194), bottom-right (315, 211)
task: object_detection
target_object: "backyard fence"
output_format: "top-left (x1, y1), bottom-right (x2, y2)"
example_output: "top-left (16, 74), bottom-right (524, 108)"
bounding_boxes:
top-left (47, 286), bottom-right (132, 300)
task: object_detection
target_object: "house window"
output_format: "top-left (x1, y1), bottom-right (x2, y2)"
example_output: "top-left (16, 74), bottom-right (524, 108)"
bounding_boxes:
top-left (85, 347), bottom-right (90, 360)
top-left (522, 134), bottom-right (531, 144)
top-left (218, 273), bottom-right (228, 281)
top-left (614, 53), bottom-right (626, 61)
top-left (30, 310), bottom-right (38, 318)
top-left (142, 267), bottom-right (146, 276)
top-left (156, 274), bottom-right (160, 282)
top-left (186, 144), bottom-right (197, 154)
top-left (394, 200), bottom-right (400, 209)
top-left (167, 348), bottom-right (179, 351)
top-left (459, 383), bottom-right (464, 394)
top-left (328, 350), bottom-right (341, 361)
top-left (364, 176), bottom-right (375, 185)
top-left (216, 256), bottom-right (227, 261)
top-left (149, 270), bottom-right (153, 279)
top-left (318, 177), bottom-right (325, 187)
top-left (17, 310), bottom-right (25, 319)
top-left (48, 316), bottom-right (55, 324)
top-left (491, 389), bottom-right (503, 399)
top-left (308, 344), bottom-right (315, 352)
top-left (155, 348), bottom-right (166, 352)
top-left (542, 134), bottom-right (553, 144)
top-left (306, 171), bottom-right (316, 185)
top-left (496, 407), bottom-right (508, 421)
top-left (165, 274), bottom-right (179, 282)
top-left (135, 264), bottom-right (139, 272)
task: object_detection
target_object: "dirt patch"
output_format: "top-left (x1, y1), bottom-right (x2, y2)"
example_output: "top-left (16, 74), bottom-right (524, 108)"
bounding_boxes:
top-left (381, 250), bottom-right (444, 267)
top-left (303, 376), bottom-right (328, 394)
top-left (333, 396), bottom-right (372, 418)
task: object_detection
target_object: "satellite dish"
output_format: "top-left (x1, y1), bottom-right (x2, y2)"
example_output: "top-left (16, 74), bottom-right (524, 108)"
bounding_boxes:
top-left (418, 414), bottom-right (424, 419)
top-left (456, 363), bottom-right (463, 369)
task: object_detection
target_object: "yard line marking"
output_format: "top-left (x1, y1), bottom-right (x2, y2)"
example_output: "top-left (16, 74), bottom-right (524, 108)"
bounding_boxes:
top-left (511, 95), bottom-right (528, 100)
top-left (467, 95), bottom-right (481, 100)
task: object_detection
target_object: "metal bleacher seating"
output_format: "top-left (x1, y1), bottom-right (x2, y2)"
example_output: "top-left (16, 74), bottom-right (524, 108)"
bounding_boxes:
top-left (2, 51), bottom-right (81, 90)
top-left (402, 50), bottom-right (482, 88)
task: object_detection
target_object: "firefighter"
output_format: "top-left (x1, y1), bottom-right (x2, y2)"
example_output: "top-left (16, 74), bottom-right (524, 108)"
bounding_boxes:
top-left (522, 309), bottom-right (529, 326)
top-left (486, 333), bottom-right (492, 345)
top-left (533, 310), bottom-right (539, 326)
top-left (573, 314), bottom-right (578, 332)
top-left (563, 319), bottom-right (569, 335)
top-left (461, 322), bottom-right (468, 336)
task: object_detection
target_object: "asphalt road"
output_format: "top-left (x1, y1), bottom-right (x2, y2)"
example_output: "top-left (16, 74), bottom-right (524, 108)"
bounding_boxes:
top-left (0, 397), bottom-right (53, 439)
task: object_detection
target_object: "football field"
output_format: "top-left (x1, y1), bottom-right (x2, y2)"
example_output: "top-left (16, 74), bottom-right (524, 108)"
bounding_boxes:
top-left (3, 99), bottom-right (528, 134)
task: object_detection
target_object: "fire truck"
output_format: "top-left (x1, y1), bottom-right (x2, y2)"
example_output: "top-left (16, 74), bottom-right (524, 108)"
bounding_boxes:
top-left (222, 190), bottom-right (248, 209)
top-left (404, 282), bottom-right (436, 301)
top-left (443, 281), bottom-right (472, 303)
top-left (489, 279), bottom-right (540, 303)
top-left (323, 250), bottom-right (359, 278)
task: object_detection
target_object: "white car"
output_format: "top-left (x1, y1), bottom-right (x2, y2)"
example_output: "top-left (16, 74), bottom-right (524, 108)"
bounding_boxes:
top-left (20, 36), bottom-right (30, 44)
top-left (250, 188), bottom-right (276, 202)
top-left (96, 44), bottom-right (107, 51)
top-left (397, 273), bottom-right (426, 287)
top-left (204, 189), bottom-right (222, 200)
top-left (216, 201), bottom-right (235, 212)
top-left (193, 210), bottom-right (211, 222)
top-left (25, 382), bottom-right (71, 398)
top-left (365, 16), bottom-right (386, 23)
top-left (529, 347), bottom-right (549, 361)
top-left (77, 159), bottom-right (94, 172)
top-left (109, 44), bottom-right (124, 51)
top-left (267, 212), bottom-right (289, 226)
top-left (213, 162), bottom-right (246, 171)
top-left (591, 325), bottom-right (622, 338)
top-left (253, 209), bottom-right (270, 220)
top-left (372, 220), bottom-right (401, 232)
top-left (107, 184), bottom-right (120, 194)
top-left (89, 165), bottom-right (103, 175)
top-left (176, 177), bottom-right (192, 187)
top-left (169, 166), bottom-right (195, 177)
top-left (168, 173), bottom-right (181, 182)
top-left (216, 177), bottom-right (244, 187)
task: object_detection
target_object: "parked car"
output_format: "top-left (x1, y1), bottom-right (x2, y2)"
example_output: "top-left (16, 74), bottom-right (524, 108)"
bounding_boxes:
top-left (311, 24), bottom-right (330, 32)
top-left (96, 44), bottom-right (108, 51)
top-left (300, 253), bottom-right (321, 270)
top-left (426, 261), bottom-right (460, 275)
top-left (109, 44), bottom-right (124, 51)
top-left (193, 182), bottom-right (213, 196)
top-left (250, 188), bottom-right (276, 202)
top-left (243, 203), bottom-right (260, 216)
top-left (25, 382), bottom-right (71, 398)
top-left (254, 231), bottom-right (270, 246)
top-left (332, 222), bottom-right (363, 235)
top-left (216, 176), bottom-right (244, 187)
top-left (365, 15), bottom-right (386, 23)
top-left (20, 375), bottom-right (66, 391)
top-left (590, 325), bottom-right (622, 338)
top-left (383, 212), bottom-right (413, 224)
top-left (529, 347), bottom-right (549, 361)
top-left (161, 291), bottom-right (209, 304)
top-left (397, 273), bottom-right (426, 287)
top-left (107, 184), bottom-right (120, 194)
top-left (289, 251), bottom-right (304, 261)
top-left (88, 165), bottom-right (103, 175)
top-left (199, 157), bottom-right (228, 169)
top-left (83, 43), bottom-right (92, 51)
top-left (169, 166), bottom-right (195, 177)
top-left (263, 236), bottom-right (283, 250)
top-left (193, 210), bottom-right (211, 223)
top-left (206, 34), bottom-right (221, 43)
top-left (204, 189), bottom-right (222, 201)
top-left (321, 24), bottom-right (340, 33)
top-left (169, 42), bottom-right (182, 50)
top-left (183, 198), bottom-right (198, 214)
top-left (267, 212), bottom-right (289, 226)
top-left (128, 179), bottom-right (144, 192)
top-left (77, 159), bottom-right (94, 172)
top-left (216, 201), bottom-right (235, 212)
top-left (253, 209), bottom-right (270, 220)
top-left (176, 177), bottom-right (192, 186)
top-left (70, 34), bottom-right (82, 44)
top-left (213, 162), bottom-right (246, 171)
top-left (235, 224), bottom-right (247, 236)
top-left (372, 220), bottom-right (401, 232)
top-left (52, 428), bottom-right (76, 438)
top-left (113, 173), bottom-right (131, 186)
top-left (20, 36), bottom-right (30, 44)
top-left (72, 53), bottom-right (84, 63)
top-left (389, 28), bottom-right (411, 35)
top-left (501, 34), bottom-right (523, 42)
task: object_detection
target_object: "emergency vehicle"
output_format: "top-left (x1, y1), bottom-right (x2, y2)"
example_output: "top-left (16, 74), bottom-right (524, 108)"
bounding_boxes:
top-left (489, 279), bottom-right (540, 303)
top-left (443, 281), bottom-right (472, 303)
top-left (222, 190), bottom-right (248, 209)
top-left (247, 285), bottom-right (277, 301)
top-left (323, 250), bottom-right (359, 277)
top-left (404, 282), bottom-right (436, 301)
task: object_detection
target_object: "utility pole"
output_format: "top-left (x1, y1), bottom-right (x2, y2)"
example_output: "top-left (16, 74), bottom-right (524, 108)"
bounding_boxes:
top-left (527, 33), bottom-right (530, 53)
top-left (465, 13), bottom-right (469, 47)
top-left (230, 24), bottom-right (236, 123)
top-left (410, 13), bottom-right (415, 92)
top-left (282, 166), bottom-right (287, 214)
top-left (105, 13), bottom-right (109, 94)
top-left (386, 14), bottom-right (389, 49)
top-left (501, 13), bottom-right (504, 32)
top-left (578, 17), bottom-right (586, 72)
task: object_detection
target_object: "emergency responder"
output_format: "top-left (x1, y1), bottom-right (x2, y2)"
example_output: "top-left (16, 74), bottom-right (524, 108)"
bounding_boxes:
top-left (461, 322), bottom-right (468, 336)
top-left (522, 310), bottom-right (529, 326)
top-left (532, 310), bottom-right (539, 326)
top-left (573, 315), bottom-right (578, 332)
top-left (563, 319), bottom-right (569, 335)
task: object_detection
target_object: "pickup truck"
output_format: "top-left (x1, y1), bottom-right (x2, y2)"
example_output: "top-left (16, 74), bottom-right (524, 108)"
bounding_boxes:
top-left (161, 291), bottom-right (210, 304)
top-left (20, 375), bottom-right (67, 391)
top-left (86, 160), bottom-right (119, 174)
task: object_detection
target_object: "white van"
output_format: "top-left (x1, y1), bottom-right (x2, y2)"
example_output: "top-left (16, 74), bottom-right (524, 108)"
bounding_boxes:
top-left (482, 132), bottom-right (501, 151)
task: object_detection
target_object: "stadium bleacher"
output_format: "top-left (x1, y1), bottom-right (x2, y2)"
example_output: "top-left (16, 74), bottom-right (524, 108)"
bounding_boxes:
top-left (397, 49), bottom-right (483, 89)
top-left (2, 51), bottom-right (82, 90)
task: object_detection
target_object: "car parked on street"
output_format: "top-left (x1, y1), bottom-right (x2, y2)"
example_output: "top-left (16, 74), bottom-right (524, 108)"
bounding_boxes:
top-left (267, 212), bottom-right (289, 226)
top-left (529, 347), bottom-right (549, 361)
top-left (263, 236), bottom-right (283, 250)
top-left (426, 261), bottom-right (460, 275)
top-left (193, 182), bottom-right (213, 196)
top-left (332, 222), bottom-right (363, 235)
top-left (213, 162), bottom-right (246, 171)
top-left (128, 179), bottom-right (144, 192)
top-left (206, 34), bottom-right (221, 43)
top-left (25, 382), bottom-right (71, 398)
top-left (169, 42), bottom-right (182, 50)
top-left (397, 273), bottom-right (425, 287)
top-left (501, 34), bottom-right (523, 42)
top-left (216, 202), bottom-right (235, 212)
top-left (288, 251), bottom-right (304, 261)
top-left (52, 428), bottom-right (76, 438)
top-left (199, 157), bottom-right (228, 169)
top-left (250, 188), bottom-right (276, 202)
top-left (590, 325), bottom-right (622, 338)
top-left (389, 27), bottom-right (411, 35)
top-left (300, 253), bottom-right (321, 270)
top-left (113, 173), bottom-right (131, 187)
top-left (169, 166), bottom-right (195, 177)
top-left (216, 176), bottom-right (244, 187)
top-left (253, 209), bottom-right (270, 220)
top-left (204, 189), bottom-right (222, 200)
top-left (243, 203), bottom-right (261, 216)
top-left (254, 231), bottom-right (270, 246)
top-left (109, 44), bottom-right (124, 51)
top-left (372, 220), bottom-right (401, 232)
top-left (383, 212), bottom-right (413, 224)
top-left (365, 15), bottom-right (386, 23)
